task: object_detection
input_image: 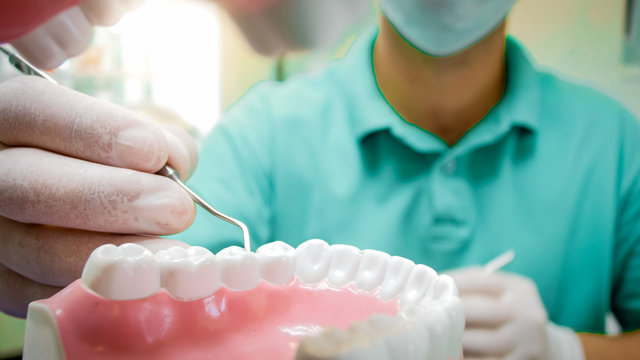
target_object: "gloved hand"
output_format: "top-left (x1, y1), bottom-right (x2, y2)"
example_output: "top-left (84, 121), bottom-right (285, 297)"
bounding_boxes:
top-left (448, 268), bottom-right (585, 360)
top-left (0, 76), bottom-right (198, 317)
top-left (3, 0), bottom-right (146, 69)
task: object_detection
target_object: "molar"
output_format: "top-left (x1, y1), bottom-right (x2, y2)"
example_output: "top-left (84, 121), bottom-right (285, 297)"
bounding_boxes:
top-left (400, 264), bottom-right (438, 306)
top-left (216, 246), bottom-right (261, 291)
top-left (327, 245), bottom-right (361, 288)
top-left (379, 256), bottom-right (415, 301)
top-left (296, 327), bottom-right (351, 360)
top-left (384, 323), bottom-right (430, 359)
top-left (401, 295), bottom-right (464, 360)
top-left (422, 275), bottom-right (464, 360)
top-left (364, 313), bottom-right (398, 333)
top-left (257, 241), bottom-right (296, 285)
top-left (296, 326), bottom-right (385, 360)
top-left (81, 243), bottom-right (160, 300)
top-left (354, 250), bottom-right (390, 292)
top-left (365, 313), bottom-right (433, 360)
top-left (154, 246), bottom-right (220, 301)
top-left (425, 275), bottom-right (459, 302)
top-left (295, 239), bottom-right (332, 284)
top-left (402, 305), bottom-right (450, 360)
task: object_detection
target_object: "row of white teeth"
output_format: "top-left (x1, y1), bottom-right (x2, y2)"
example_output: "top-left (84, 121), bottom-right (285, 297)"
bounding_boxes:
top-left (81, 240), bottom-right (463, 360)
top-left (82, 239), bottom-right (451, 304)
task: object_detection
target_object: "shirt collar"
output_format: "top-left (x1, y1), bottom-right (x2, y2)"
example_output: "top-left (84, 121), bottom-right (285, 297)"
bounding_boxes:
top-left (336, 27), bottom-right (542, 152)
top-left (335, 27), bottom-right (396, 141)
top-left (499, 35), bottom-right (541, 133)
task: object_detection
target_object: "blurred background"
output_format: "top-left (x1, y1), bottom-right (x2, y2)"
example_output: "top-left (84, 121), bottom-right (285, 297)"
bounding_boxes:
top-left (0, 0), bottom-right (638, 140)
top-left (0, 0), bottom-right (638, 357)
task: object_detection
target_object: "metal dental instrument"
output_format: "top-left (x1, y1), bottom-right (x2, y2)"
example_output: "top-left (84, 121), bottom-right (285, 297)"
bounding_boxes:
top-left (0, 45), bottom-right (251, 251)
top-left (156, 166), bottom-right (251, 251)
top-left (0, 46), bottom-right (57, 83)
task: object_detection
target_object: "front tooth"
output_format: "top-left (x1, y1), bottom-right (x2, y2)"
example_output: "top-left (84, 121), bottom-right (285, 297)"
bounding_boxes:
top-left (379, 256), bottom-right (415, 301)
top-left (216, 246), bottom-right (261, 291)
top-left (257, 241), bottom-right (296, 285)
top-left (295, 239), bottom-right (332, 284)
top-left (154, 246), bottom-right (220, 301)
top-left (400, 264), bottom-right (437, 306)
top-left (81, 243), bottom-right (160, 300)
top-left (354, 250), bottom-right (390, 292)
top-left (327, 245), bottom-right (361, 287)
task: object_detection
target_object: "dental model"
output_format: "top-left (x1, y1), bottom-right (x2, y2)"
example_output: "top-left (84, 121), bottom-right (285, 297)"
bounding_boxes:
top-left (22, 240), bottom-right (464, 360)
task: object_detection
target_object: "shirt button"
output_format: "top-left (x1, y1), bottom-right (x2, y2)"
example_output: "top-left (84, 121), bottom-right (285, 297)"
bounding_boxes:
top-left (441, 159), bottom-right (457, 175)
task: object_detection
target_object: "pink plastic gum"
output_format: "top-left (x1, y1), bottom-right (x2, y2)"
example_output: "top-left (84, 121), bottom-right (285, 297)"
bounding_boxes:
top-left (24, 279), bottom-right (397, 359)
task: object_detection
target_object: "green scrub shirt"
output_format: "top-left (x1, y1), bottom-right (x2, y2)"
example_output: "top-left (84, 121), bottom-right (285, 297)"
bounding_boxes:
top-left (178, 28), bottom-right (640, 334)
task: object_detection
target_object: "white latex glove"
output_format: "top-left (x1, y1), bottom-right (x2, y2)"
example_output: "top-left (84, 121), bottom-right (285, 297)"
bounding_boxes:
top-left (11, 0), bottom-right (146, 69)
top-left (0, 76), bottom-right (198, 317)
top-left (448, 268), bottom-right (585, 360)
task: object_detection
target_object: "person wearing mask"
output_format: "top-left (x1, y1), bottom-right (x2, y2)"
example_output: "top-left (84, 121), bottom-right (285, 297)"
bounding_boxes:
top-left (178, 0), bottom-right (640, 358)
top-left (0, 0), bottom-right (638, 359)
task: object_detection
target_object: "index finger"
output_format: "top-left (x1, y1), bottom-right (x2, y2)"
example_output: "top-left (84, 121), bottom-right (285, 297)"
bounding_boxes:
top-left (447, 268), bottom-right (508, 297)
top-left (462, 295), bottom-right (512, 328)
top-left (0, 76), bottom-right (168, 173)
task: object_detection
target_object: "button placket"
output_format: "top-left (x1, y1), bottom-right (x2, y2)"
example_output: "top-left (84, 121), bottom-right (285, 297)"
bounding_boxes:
top-left (427, 154), bottom-right (474, 245)
top-left (441, 158), bottom-right (457, 175)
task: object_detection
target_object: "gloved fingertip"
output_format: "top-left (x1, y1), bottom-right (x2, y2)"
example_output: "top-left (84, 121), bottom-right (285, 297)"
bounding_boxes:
top-left (133, 185), bottom-right (195, 235)
top-left (161, 125), bottom-right (196, 181)
top-left (134, 238), bottom-right (190, 253)
top-left (114, 125), bottom-right (169, 172)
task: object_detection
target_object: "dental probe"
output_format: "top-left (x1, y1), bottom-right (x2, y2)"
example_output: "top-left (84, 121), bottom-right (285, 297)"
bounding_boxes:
top-left (483, 249), bottom-right (515, 275)
top-left (156, 166), bottom-right (251, 251)
top-left (0, 45), bottom-right (252, 251)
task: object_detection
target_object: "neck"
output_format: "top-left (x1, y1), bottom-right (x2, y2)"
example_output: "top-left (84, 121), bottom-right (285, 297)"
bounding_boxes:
top-left (374, 17), bottom-right (507, 146)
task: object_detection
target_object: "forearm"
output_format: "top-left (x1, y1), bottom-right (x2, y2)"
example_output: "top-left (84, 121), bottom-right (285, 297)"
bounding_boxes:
top-left (578, 331), bottom-right (640, 360)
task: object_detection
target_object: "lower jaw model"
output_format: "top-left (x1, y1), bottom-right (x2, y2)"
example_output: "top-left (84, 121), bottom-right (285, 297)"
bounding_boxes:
top-left (22, 240), bottom-right (464, 360)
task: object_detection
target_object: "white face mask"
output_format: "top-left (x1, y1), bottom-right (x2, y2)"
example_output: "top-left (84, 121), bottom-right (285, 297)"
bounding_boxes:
top-left (379, 0), bottom-right (517, 57)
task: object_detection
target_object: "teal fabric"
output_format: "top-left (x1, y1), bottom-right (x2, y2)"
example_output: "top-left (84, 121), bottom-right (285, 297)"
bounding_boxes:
top-left (177, 28), bottom-right (640, 334)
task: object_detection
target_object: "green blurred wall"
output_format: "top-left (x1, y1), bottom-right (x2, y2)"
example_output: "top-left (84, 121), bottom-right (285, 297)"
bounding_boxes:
top-left (0, 313), bottom-right (25, 358)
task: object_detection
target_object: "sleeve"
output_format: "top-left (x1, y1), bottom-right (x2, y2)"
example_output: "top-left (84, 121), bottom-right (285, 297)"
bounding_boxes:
top-left (611, 107), bottom-right (640, 332)
top-left (173, 83), bottom-right (276, 253)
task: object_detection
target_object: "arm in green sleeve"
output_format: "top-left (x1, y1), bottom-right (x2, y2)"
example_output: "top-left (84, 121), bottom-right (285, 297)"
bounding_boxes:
top-left (611, 109), bottom-right (640, 332)
top-left (175, 83), bottom-right (277, 253)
